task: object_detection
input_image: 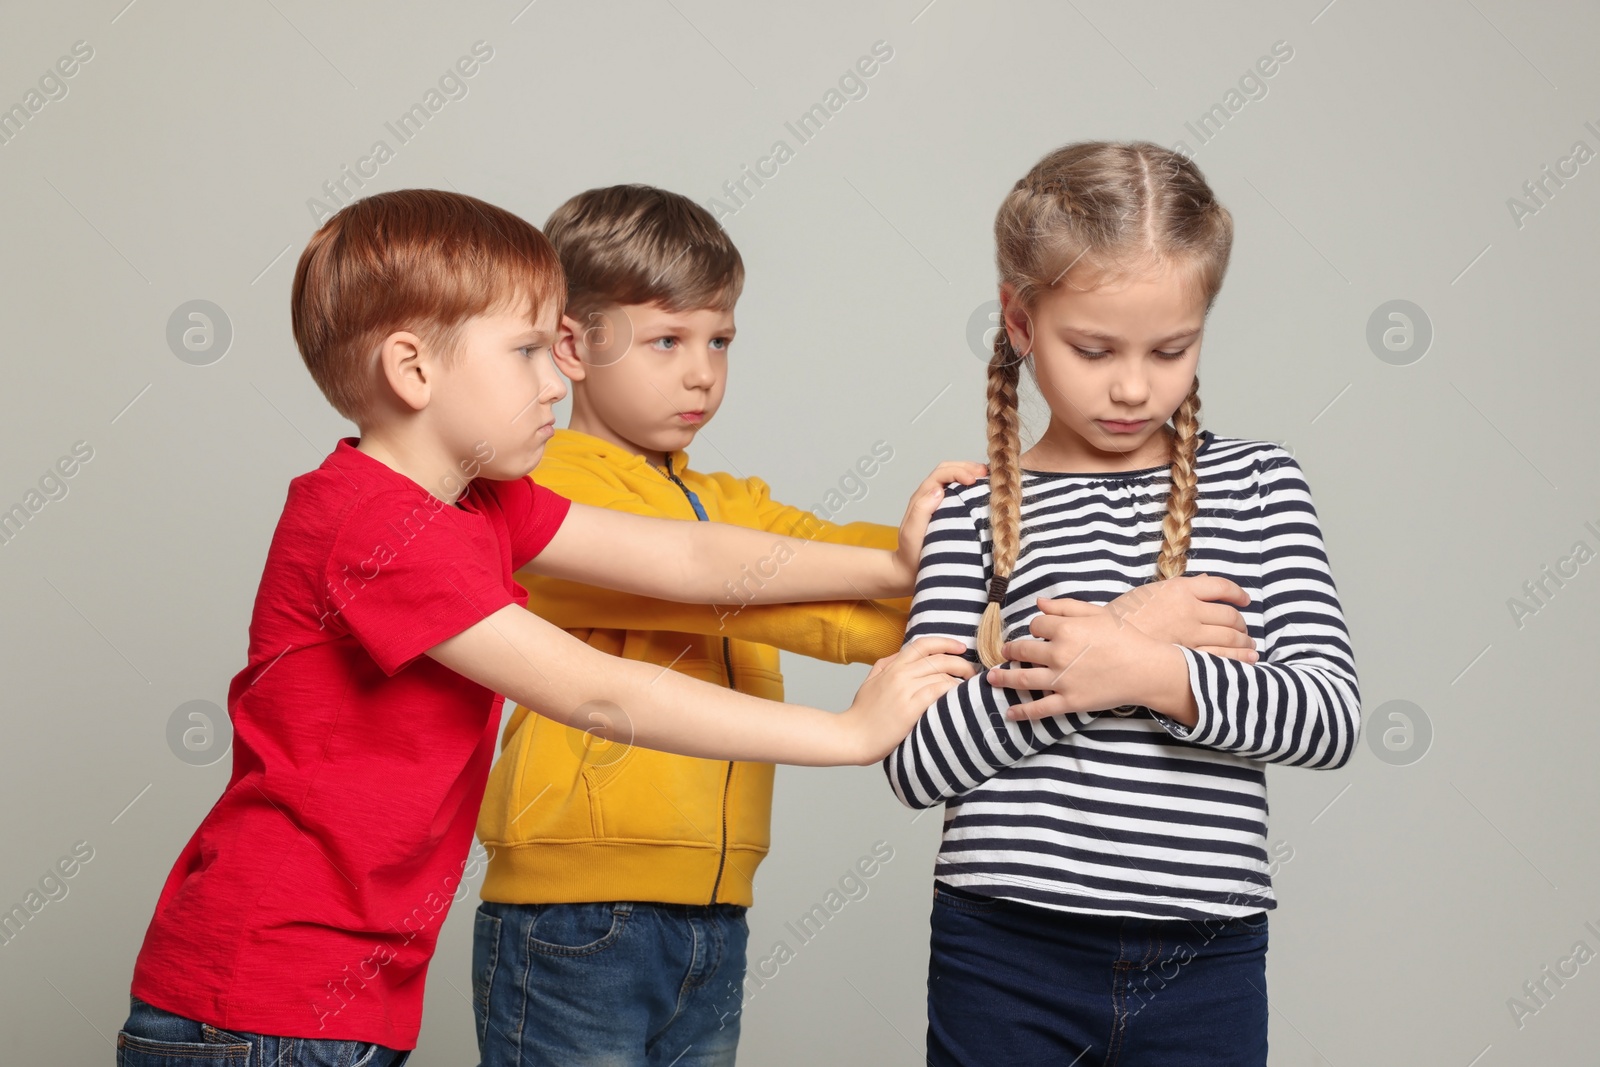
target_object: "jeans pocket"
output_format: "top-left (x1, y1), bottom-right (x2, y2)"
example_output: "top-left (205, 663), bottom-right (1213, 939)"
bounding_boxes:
top-left (348, 1042), bottom-right (384, 1067)
top-left (932, 883), bottom-right (1002, 913)
top-left (283, 1038), bottom-right (395, 1067)
top-left (116, 1030), bottom-right (252, 1065)
top-left (472, 907), bottom-right (503, 1048)
top-left (526, 901), bottom-right (634, 957)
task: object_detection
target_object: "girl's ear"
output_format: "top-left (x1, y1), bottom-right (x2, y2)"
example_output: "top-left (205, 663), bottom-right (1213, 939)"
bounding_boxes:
top-left (375, 330), bottom-right (431, 411)
top-left (998, 283), bottom-right (1034, 357)
top-left (552, 314), bottom-right (588, 381)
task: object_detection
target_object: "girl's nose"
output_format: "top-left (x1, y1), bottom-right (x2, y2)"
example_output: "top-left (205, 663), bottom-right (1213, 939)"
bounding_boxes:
top-left (1109, 377), bottom-right (1147, 404)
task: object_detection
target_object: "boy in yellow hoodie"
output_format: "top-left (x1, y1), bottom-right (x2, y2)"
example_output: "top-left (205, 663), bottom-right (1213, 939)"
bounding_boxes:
top-left (472, 185), bottom-right (915, 1066)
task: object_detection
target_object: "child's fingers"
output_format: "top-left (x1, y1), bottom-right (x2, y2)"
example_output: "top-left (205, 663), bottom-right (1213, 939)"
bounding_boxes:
top-left (996, 636), bottom-right (1056, 666)
top-left (911, 653), bottom-right (978, 680)
top-left (900, 481), bottom-right (949, 528)
top-left (1031, 596), bottom-right (1102, 619)
top-left (1197, 602), bottom-right (1251, 633)
top-left (985, 664), bottom-right (1069, 693)
top-left (898, 636), bottom-right (970, 662)
top-left (914, 675), bottom-right (964, 707)
top-left (1194, 615), bottom-right (1254, 645)
top-left (922, 460), bottom-right (988, 488)
top-left (890, 640), bottom-right (975, 687)
top-left (1197, 644), bottom-right (1259, 663)
top-left (908, 467), bottom-right (985, 509)
top-left (1004, 694), bottom-right (1073, 721)
top-left (1187, 573), bottom-right (1251, 607)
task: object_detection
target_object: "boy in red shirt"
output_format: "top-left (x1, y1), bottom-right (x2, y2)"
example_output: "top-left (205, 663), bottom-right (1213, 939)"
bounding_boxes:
top-left (115, 189), bottom-right (980, 1066)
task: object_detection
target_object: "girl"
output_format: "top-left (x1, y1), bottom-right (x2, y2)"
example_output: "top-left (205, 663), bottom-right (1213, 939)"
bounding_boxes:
top-left (884, 140), bottom-right (1360, 1066)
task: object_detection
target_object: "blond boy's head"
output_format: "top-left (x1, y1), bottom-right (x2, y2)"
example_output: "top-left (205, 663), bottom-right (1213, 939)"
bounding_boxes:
top-left (544, 185), bottom-right (744, 462)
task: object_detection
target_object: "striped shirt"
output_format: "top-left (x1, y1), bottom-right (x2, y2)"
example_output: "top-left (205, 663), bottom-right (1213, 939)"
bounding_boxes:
top-left (883, 429), bottom-right (1360, 921)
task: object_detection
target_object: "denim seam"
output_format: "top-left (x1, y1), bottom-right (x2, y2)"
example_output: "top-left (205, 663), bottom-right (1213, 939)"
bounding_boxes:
top-left (654, 914), bottom-right (700, 1046)
top-left (1107, 925), bottom-right (1130, 1066)
top-left (473, 909), bottom-right (503, 1051)
top-left (649, 909), bottom-right (743, 1060)
top-left (509, 907), bottom-right (535, 1052)
top-left (1122, 933), bottom-right (1161, 1054)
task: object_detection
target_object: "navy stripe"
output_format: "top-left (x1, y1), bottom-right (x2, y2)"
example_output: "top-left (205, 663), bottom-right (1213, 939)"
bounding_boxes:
top-left (934, 861), bottom-right (1274, 909)
top-left (937, 833), bottom-right (1270, 883)
top-left (936, 875), bottom-right (1272, 921)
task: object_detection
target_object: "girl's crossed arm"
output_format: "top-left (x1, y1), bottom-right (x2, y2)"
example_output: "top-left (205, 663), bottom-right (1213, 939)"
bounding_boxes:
top-left (992, 449), bottom-right (1361, 771)
top-left (884, 487), bottom-right (1268, 809)
top-left (880, 490), bottom-right (1254, 809)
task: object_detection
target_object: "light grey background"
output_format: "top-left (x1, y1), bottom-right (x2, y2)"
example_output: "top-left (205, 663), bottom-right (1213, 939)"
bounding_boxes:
top-left (2, 1), bottom-right (1596, 1064)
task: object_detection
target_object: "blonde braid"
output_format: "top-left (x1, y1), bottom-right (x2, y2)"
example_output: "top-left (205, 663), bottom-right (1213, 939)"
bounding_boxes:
top-left (1153, 377), bottom-right (1203, 580)
top-left (977, 332), bottom-right (1026, 669)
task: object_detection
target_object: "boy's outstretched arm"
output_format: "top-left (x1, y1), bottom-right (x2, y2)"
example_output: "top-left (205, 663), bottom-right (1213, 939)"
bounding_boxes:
top-left (426, 603), bottom-right (975, 766)
top-left (520, 462), bottom-right (986, 605)
top-left (525, 578), bottom-right (907, 666)
top-left (522, 476), bottom-right (917, 666)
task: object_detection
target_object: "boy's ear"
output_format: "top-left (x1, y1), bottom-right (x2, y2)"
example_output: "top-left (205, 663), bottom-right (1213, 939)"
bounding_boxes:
top-left (551, 314), bottom-right (588, 381)
top-left (376, 330), bottom-right (433, 411)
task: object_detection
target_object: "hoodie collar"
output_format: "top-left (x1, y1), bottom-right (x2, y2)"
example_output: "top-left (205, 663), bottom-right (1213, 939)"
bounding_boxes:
top-left (551, 427), bottom-right (692, 477)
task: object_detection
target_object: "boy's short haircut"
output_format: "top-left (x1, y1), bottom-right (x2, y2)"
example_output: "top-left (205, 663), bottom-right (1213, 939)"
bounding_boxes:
top-left (543, 184), bottom-right (744, 328)
top-left (292, 188), bottom-right (566, 422)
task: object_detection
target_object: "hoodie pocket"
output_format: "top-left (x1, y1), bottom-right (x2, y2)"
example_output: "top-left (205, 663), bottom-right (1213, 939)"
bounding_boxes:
top-left (585, 742), bottom-right (730, 846)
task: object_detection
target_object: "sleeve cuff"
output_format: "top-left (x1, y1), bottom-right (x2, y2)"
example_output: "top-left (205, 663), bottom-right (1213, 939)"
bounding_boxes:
top-left (1149, 709), bottom-right (1194, 739)
top-left (837, 599), bottom-right (910, 665)
top-left (1149, 647), bottom-right (1212, 742)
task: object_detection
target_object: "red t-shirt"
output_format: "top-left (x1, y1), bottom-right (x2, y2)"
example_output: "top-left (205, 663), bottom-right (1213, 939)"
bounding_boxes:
top-left (130, 439), bottom-right (572, 1049)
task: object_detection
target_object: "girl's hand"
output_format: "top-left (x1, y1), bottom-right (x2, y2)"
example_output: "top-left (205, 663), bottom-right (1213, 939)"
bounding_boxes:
top-left (1104, 575), bottom-right (1258, 663)
top-left (984, 596), bottom-right (1161, 719)
top-left (843, 636), bottom-right (977, 763)
top-left (893, 461), bottom-right (988, 592)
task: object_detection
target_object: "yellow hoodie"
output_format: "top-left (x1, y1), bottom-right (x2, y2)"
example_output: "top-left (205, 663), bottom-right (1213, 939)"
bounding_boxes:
top-left (477, 428), bottom-right (911, 907)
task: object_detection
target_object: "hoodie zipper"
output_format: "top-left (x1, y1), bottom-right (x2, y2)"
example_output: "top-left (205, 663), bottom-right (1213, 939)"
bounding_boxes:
top-left (658, 454), bottom-right (737, 906)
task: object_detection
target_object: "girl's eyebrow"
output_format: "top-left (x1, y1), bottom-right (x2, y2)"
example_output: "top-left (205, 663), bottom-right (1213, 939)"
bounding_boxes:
top-left (1064, 325), bottom-right (1201, 345)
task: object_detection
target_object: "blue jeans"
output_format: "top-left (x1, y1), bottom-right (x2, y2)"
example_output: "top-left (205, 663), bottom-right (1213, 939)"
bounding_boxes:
top-left (926, 883), bottom-right (1269, 1067)
top-left (473, 899), bottom-right (749, 1067)
top-left (115, 995), bottom-right (411, 1066)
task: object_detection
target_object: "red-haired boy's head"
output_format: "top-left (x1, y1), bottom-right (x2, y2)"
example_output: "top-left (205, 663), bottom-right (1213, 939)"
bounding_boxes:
top-left (291, 189), bottom-right (565, 423)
